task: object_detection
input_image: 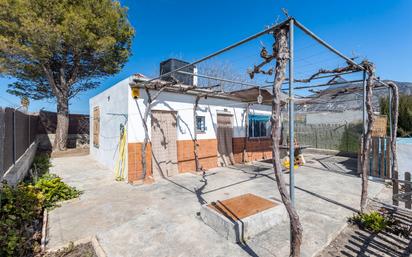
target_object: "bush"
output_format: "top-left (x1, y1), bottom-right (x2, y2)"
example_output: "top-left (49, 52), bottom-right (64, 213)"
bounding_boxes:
top-left (32, 154), bottom-right (52, 180)
top-left (349, 211), bottom-right (389, 233)
top-left (0, 183), bottom-right (44, 257)
top-left (34, 174), bottom-right (81, 209)
top-left (1, 154), bottom-right (81, 256)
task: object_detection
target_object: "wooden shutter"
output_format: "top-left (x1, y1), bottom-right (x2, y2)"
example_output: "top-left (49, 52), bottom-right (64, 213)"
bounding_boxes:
top-left (93, 107), bottom-right (100, 148)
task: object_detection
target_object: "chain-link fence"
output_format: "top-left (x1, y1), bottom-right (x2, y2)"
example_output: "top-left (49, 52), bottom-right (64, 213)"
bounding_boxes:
top-left (282, 121), bottom-right (363, 154)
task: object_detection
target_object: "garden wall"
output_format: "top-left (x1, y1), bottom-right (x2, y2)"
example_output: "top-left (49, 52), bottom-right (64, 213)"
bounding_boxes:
top-left (37, 110), bottom-right (89, 150)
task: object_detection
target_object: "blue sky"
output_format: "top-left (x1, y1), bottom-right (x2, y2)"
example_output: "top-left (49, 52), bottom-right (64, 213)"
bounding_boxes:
top-left (1, 0), bottom-right (411, 114)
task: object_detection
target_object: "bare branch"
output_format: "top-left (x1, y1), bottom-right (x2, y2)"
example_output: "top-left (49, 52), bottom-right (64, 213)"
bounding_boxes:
top-left (294, 63), bottom-right (362, 83)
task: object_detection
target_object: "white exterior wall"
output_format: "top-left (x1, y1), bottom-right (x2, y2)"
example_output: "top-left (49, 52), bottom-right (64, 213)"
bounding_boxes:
top-left (89, 78), bottom-right (130, 172)
top-left (127, 89), bottom-right (272, 143)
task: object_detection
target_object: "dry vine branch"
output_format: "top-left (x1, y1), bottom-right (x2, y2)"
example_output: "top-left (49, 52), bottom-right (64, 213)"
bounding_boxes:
top-left (294, 63), bottom-right (361, 83)
top-left (248, 45), bottom-right (277, 79)
top-left (271, 26), bottom-right (303, 257)
top-left (360, 60), bottom-right (376, 213)
top-left (193, 95), bottom-right (202, 172)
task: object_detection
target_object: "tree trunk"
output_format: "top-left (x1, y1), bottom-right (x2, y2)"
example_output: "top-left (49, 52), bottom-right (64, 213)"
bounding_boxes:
top-left (272, 27), bottom-right (303, 257)
top-left (193, 96), bottom-right (201, 172)
top-left (360, 61), bottom-right (376, 213)
top-left (387, 81), bottom-right (400, 206)
top-left (54, 95), bottom-right (69, 151)
top-left (141, 94), bottom-right (151, 181)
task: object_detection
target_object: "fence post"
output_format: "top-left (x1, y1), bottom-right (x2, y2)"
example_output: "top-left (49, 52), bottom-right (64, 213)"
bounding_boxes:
top-left (372, 137), bottom-right (379, 177)
top-left (345, 123), bottom-right (349, 152)
top-left (405, 172), bottom-right (411, 209)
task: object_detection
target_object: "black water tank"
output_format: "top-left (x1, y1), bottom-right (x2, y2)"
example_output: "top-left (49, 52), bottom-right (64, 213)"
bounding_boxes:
top-left (159, 58), bottom-right (194, 86)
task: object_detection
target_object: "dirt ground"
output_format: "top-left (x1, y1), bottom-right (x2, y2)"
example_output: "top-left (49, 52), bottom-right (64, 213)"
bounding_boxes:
top-left (44, 242), bottom-right (96, 257)
top-left (318, 202), bottom-right (412, 257)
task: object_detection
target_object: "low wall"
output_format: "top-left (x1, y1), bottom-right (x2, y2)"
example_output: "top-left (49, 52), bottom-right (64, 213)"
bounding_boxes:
top-left (2, 142), bottom-right (38, 186)
top-left (37, 134), bottom-right (89, 151)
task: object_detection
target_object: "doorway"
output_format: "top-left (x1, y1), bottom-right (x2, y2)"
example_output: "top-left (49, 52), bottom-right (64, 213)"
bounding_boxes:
top-left (151, 111), bottom-right (178, 178)
top-left (217, 113), bottom-right (235, 166)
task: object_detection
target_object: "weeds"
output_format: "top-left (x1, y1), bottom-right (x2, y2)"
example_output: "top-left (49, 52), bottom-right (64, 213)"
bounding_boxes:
top-left (349, 209), bottom-right (412, 237)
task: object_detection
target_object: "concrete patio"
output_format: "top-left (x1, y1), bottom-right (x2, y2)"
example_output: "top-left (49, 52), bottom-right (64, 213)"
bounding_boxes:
top-left (47, 154), bottom-right (387, 257)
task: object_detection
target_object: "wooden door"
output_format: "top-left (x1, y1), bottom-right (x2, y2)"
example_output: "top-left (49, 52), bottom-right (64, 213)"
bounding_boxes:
top-left (93, 106), bottom-right (100, 148)
top-left (217, 113), bottom-right (235, 166)
top-left (151, 111), bottom-right (178, 178)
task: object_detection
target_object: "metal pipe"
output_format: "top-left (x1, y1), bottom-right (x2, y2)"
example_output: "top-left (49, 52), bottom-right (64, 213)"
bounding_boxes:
top-left (362, 71), bottom-right (367, 135)
top-left (280, 79), bottom-right (363, 90)
top-left (145, 18), bottom-right (291, 83)
top-left (265, 70), bottom-right (362, 85)
top-left (289, 19), bottom-right (295, 207)
top-left (294, 19), bottom-right (364, 71)
top-left (176, 70), bottom-right (264, 89)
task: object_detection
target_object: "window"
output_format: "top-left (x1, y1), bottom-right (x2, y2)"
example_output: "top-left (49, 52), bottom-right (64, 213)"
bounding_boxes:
top-left (196, 116), bottom-right (206, 133)
top-left (248, 114), bottom-right (270, 138)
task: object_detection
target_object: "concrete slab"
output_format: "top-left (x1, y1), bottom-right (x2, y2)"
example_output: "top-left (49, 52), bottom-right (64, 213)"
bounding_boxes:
top-left (200, 194), bottom-right (287, 242)
top-left (47, 154), bottom-right (388, 257)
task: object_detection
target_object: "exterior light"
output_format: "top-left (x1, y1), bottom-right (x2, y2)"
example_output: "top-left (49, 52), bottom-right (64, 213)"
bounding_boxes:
top-left (257, 94), bottom-right (263, 104)
top-left (131, 87), bottom-right (140, 99)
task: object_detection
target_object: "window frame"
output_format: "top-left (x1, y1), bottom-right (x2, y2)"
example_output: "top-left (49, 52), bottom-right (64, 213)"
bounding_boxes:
top-left (248, 114), bottom-right (270, 139)
top-left (195, 115), bottom-right (207, 133)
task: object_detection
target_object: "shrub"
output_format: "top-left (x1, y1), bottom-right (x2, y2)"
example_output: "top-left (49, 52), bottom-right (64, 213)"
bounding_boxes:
top-left (32, 154), bottom-right (52, 179)
top-left (349, 211), bottom-right (389, 233)
top-left (1, 154), bottom-right (81, 256)
top-left (34, 174), bottom-right (81, 209)
top-left (0, 183), bottom-right (44, 257)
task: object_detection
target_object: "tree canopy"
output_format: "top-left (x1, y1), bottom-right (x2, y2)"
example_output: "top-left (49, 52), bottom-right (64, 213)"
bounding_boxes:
top-left (0, 0), bottom-right (134, 101)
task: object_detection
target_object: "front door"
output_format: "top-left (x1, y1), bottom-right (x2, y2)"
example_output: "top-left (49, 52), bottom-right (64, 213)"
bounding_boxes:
top-left (151, 111), bottom-right (178, 178)
top-left (217, 113), bottom-right (235, 166)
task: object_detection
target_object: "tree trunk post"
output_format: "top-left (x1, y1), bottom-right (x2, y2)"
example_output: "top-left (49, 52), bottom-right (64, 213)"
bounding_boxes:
top-left (54, 95), bottom-right (69, 151)
top-left (193, 96), bottom-right (201, 172)
top-left (272, 23), bottom-right (303, 257)
top-left (360, 61), bottom-right (376, 213)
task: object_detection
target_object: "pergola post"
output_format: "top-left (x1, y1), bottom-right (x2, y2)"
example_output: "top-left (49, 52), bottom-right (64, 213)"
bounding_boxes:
top-left (362, 71), bottom-right (367, 135)
top-left (288, 19), bottom-right (295, 207)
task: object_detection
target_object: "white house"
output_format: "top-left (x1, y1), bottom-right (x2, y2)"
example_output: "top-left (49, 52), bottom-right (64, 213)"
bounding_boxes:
top-left (89, 60), bottom-right (280, 184)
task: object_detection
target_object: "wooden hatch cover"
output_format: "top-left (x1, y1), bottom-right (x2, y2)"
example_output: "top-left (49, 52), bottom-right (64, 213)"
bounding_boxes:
top-left (208, 193), bottom-right (277, 221)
